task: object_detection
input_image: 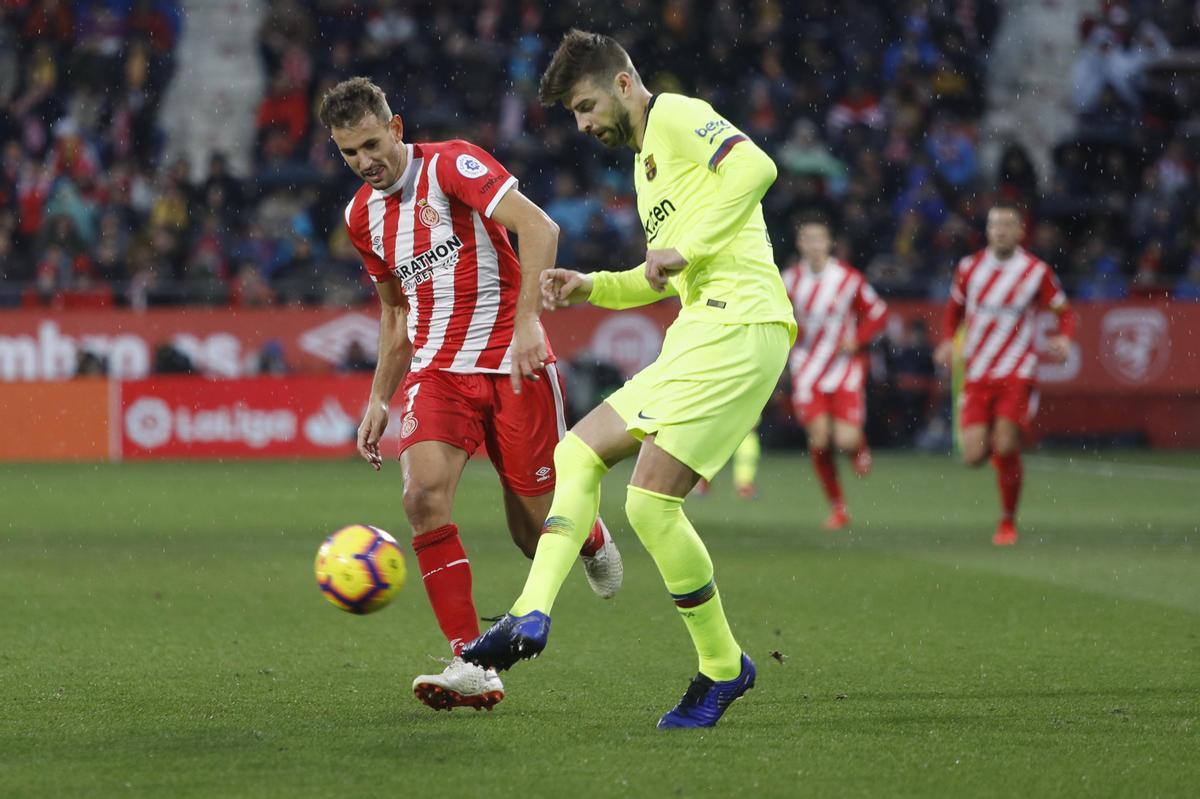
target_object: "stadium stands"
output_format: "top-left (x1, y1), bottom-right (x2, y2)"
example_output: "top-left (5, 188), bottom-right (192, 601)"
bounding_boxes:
top-left (1, 0), bottom-right (1197, 311)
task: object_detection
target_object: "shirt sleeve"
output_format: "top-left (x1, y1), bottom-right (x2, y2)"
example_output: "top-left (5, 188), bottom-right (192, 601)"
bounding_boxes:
top-left (656, 96), bottom-right (777, 264)
top-left (941, 257), bottom-right (970, 339)
top-left (434, 140), bottom-right (518, 219)
top-left (949, 257), bottom-right (969, 304)
top-left (589, 264), bottom-right (679, 309)
top-left (1036, 263), bottom-right (1068, 310)
top-left (852, 279), bottom-right (888, 347)
top-left (344, 197), bottom-right (394, 284)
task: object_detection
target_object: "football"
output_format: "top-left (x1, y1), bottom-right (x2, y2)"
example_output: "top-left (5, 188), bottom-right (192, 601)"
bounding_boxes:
top-left (314, 524), bottom-right (406, 614)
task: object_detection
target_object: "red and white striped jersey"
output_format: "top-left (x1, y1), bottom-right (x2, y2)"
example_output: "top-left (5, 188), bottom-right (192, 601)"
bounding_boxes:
top-left (949, 247), bottom-right (1068, 383)
top-left (782, 258), bottom-right (888, 403)
top-left (344, 139), bottom-right (547, 374)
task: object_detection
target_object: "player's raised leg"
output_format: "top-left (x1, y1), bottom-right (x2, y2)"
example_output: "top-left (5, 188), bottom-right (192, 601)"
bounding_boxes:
top-left (462, 403), bottom-right (639, 669)
top-left (624, 437), bottom-right (755, 728)
top-left (486, 363), bottom-right (624, 597)
top-left (501, 488), bottom-right (623, 599)
top-left (402, 440), bottom-right (504, 710)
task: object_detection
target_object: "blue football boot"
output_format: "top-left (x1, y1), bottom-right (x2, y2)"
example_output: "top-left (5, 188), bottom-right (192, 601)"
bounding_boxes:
top-left (656, 653), bottom-right (757, 728)
top-left (460, 611), bottom-right (551, 672)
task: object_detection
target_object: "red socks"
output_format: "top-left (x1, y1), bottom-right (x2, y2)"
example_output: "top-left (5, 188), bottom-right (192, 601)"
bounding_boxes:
top-left (811, 448), bottom-right (844, 508)
top-left (411, 523), bottom-right (478, 656)
top-left (992, 452), bottom-right (1023, 522)
top-left (578, 519), bottom-right (606, 557)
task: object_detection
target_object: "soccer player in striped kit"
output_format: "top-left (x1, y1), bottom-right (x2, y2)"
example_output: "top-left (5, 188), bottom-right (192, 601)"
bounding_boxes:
top-left (782, 214), bottom-right (888, 530)
top-left (318, 78), bottom-right (623, 710)
top-left (935, 202), bottom-right (1076, 546)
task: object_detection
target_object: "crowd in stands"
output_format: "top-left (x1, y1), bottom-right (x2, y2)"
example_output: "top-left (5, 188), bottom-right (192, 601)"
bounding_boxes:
top-left (2, 0), bottom-right (1200, 314)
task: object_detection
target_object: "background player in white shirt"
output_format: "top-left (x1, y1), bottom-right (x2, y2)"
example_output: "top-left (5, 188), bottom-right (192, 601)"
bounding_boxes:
top-left (935, 202), bottom-right (1076, 545)
top-left (781, 215), bottom-right (887, 530)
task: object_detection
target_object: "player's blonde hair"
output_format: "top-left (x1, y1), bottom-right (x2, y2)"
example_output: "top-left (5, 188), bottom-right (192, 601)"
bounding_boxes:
top-left (318, 77), bottom-right (392, 129)
top-left (538, 29), bottom-right (639, 106)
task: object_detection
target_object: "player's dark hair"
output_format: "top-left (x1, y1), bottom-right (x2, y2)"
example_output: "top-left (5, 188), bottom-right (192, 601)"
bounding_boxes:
top-left (318, 77), bottom-right (392, 129)
top-left (990, 199), bottom-right (1026, 219)
top-left (796, 211), bottom-right (833, 234)
top-left (539, 29), bottom-right (638, 106)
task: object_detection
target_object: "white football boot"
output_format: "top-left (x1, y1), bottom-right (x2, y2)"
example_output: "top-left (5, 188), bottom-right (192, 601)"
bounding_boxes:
top-left (580, 520), bottom-right (623, 599)
top-left (412, 657), bottom-right (505, 711)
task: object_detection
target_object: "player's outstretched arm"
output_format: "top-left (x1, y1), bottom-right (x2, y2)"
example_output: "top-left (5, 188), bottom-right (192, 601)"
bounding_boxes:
top-left (587, 263), bottom-right (679, 309)
top-left (541, 268), bottom-right (594, 309)
top-left (359, 280), bottom-right (412, 471)
top-left (492, 189), bottom-right (556, 394)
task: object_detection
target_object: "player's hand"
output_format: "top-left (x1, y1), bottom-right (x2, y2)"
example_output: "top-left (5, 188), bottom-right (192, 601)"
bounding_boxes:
top-left (357, 401), bottom-right (388, 471)
top-left (840, 334), bottom-right (859, 355)
top-left (540, 268), bottom-right (592, 309)
top-left (934, 340), bottom-right (954, 367)
top-left (510, 316), bottom-right (547, 394)
top-left (645, 248), bottom-right (687, 292)
top-left (1044, 334), bottom-right (1071, 364)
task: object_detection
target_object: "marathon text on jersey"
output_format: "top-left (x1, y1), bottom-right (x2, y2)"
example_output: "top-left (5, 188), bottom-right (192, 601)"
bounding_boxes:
top-left (394, 234), bottom-right (464, 290)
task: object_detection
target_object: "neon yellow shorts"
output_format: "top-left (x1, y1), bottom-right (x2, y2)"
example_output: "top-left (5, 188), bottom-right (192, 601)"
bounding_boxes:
top-left (605, 317), bottom-right (793, 480)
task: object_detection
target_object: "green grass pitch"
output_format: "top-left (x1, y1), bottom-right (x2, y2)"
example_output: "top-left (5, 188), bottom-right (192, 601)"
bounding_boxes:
top-left (2, 452), bottom-right (1198, 798)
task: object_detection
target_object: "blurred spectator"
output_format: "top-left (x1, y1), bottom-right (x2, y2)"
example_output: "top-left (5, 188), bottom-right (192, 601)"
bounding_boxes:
top-left (1076, 253), bottom-right (1130, 301)
top-left (1174, 247), bottom-right (1200, 300)
top-left (340, 341), bottom-right (376, 373)
top-left (888, 319), bottom-right (936, 445)
top-left (253, 340), bottom-right (289, 376)
top-left (74, 350), bottom-right (107, 377)
top-left (153, 342), bottom-right (194, 374)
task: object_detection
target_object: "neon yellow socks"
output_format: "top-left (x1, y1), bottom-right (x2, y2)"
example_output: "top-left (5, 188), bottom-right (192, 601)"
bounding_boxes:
top-left (511, 433), bottom-right (607, 616)
top-left (625, 485), bottom-right (742, 680)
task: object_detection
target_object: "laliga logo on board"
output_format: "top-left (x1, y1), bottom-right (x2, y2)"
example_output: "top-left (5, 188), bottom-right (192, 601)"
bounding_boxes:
top-left (124, 397), bottom-right (297, 450)
top-left (1100, 308), bottom-right (1170, 384)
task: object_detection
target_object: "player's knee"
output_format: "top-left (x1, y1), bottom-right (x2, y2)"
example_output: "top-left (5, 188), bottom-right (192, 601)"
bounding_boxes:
top-left (836, 431), bottom-right (863, 453)
top-left (402, 483), bottom-right (450, 530)
top-left (992, 436), bottom-right (1019, 457)
top-left (553, 432), bottom-right (605, 483)
top-left (962, 446), bottom-right (988, 467)
top-left (624, 485), bottom-right (673, 539)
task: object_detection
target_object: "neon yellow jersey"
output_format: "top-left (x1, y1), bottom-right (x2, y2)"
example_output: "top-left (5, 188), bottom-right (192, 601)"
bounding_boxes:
top-left (632, 92), bottom-right (795, 329)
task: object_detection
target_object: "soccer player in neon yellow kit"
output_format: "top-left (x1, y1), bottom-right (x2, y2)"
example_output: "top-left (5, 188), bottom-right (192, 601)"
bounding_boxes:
top-left (463, 30), bottom-right (796, 728)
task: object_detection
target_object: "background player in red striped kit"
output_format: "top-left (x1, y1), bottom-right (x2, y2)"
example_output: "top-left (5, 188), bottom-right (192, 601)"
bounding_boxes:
top-left (782, 215), bottom-right (888, 530)
top-left (935, 202), bottom-right (1076, 546)
top-left (319, 78), bottom-right (622, 710)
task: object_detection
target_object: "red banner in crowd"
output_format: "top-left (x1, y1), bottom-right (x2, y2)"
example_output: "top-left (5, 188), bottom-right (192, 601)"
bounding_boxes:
top-left (0, 303), bottom-right (680, 382)
top-left (2, 300), bottom-right (1198, 456)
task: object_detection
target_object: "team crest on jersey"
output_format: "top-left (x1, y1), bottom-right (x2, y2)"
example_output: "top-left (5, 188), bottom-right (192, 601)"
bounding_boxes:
top-left (644, 154), bottom-right (657, 181)
top-left (400, 413), bottom-right (418, 438)
top-left (456, 153), bottom-right (488, 179)
top-left (417, 199), bottom-right (440, 227)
